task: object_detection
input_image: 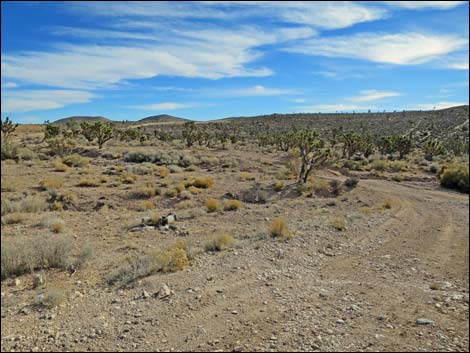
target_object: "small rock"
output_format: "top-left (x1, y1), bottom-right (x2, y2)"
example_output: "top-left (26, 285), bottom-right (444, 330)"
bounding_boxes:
top-left (156, 284), bottom-right (171, 299)
top-left (416, 318), bottom-right (434, 326)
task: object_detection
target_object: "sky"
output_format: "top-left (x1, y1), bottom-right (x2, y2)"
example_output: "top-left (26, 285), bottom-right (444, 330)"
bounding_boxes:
top-left (1, 1), bottom-right (469, 123)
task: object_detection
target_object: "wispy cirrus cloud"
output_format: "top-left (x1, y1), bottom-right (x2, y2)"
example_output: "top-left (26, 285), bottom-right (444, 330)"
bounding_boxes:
top-left (1, 90), bottom-right (98, 113)
top-left (129, 102), bottom-right (200, 111)
top-left (349, 89), bottom-right (402, 102)
top-left (222, 85), bottom-right (297, 97)
top-left (382, 1), bottom-right (466, 10)
top-left (285, 32), bottom-right (468, 66)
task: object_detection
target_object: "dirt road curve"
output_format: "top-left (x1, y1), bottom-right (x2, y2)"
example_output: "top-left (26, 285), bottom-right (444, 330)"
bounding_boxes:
top-left (1, 179), bottom-right (468, 352)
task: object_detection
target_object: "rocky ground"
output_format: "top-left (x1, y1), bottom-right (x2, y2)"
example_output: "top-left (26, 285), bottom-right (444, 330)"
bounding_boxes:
top-left (1, 135), bottom-right (469, 352)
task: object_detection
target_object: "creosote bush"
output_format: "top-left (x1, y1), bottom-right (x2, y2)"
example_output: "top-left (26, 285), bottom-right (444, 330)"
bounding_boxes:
top-left (204, 234), bottom-right (234, 252)
top-left (438, 163), bottom-right (469, 193)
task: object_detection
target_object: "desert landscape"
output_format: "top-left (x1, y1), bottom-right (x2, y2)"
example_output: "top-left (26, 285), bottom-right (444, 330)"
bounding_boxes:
top-left (1, 106), bottom-right (469, 352)
top-left (2, 1), bottom-right (469, 352)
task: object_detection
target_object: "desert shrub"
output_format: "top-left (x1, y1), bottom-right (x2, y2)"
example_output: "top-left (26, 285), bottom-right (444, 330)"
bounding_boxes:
top-left (370, 159), bottom-right (387, 171)
top-left (428, 164), bottom-right (439, 174)
top-left (121, 173), bottom-right (137, 184)
top-left (175, 183), bottom-right (185, 193)
top-left (199, 156), bottom-right (219, 167)
top-left (107, 242), bottom-right (190, 285)
top-left (52, 160), bottom-right (68, 172)
top-left (438, 163), bottom-right (469, 193)
top-left (185, 164), bottom-right (199, 172)
top-left (77, 178), bottom-right (99, 187)
top-left (329, 180), bottom-right (342, 196)
top-left (165, 188), bottom-right (178, 198)
top-left (1, 141), bottom-right (18, 160)
top-left (123, 151), bottom-right (151, 163)
top-left (273, 181), bottom-right (285, 191)
top-left (239, 172), bottom-right (255, 181)
top-left (135, 185), bottom-right (158, 198)
top-left (156, 166), bottom-right (169, 178)
top-left (34, 289), bottom-right (66, 308)
top-left (204, 234), bottom-right (234, 252)
top-left (242, 183), bottom-right (268, 204)
top-left (1, 234), bottom-right (73, 280)
top-left (193, 177), bottom-right (214, 189)
top-left (344, 177), bottom-right (359, 189)
top-left (188, 186), bottom-right (202, 194)
top-left (39, 178), bottom-right (64, 191)
top-left (138, 200), bottom-right (155, 211)
top-left (17, 148), bottom-right (37, 161)
top-left (127, 164), bottom-right (153, 175)
top-left (41, 216), bottom-right (66, 233)
top-left (176, 200), bottom-right (196, 209)
top-left (205, 198), bottom-right (220, 212)
top-left (1, 213), bottom-right (25, 225)
top-left (382, 199), bottom-right (393, 209)
top-left (388, 161), bottom-right (406, 172)
top-left (17, 196), bottom-right (48, 214)
top-left (268, 218), bottom-right (290, 239)
top-left (168, 164), bottom-right (183, 173)
top-left (332, 217), bottom-right (346, 231)
top-left (46, 138), bottom-right (76, 156)
top-left (223, 199), bottom-right (243, 211)
top-left (179, 190), bottom-right (192, 200)
top-left (311, 179), bottom-right (331, 197)
top-left (62, 154), bottom-right (89, 167)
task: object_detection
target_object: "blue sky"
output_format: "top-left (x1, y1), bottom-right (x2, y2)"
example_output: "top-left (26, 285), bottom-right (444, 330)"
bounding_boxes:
top-left (1, 1), bottom-right (469, 123)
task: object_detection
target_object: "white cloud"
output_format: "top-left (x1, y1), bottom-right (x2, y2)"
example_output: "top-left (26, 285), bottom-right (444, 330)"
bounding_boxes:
top-left (130, 102), bottom-right (198, 110)
top-left (413, 101), bottom-right (468, 110)
top-left (285, 32), bottom-right (468, 66)
top-left (1, 90), bottom-right (97, 113)
top-left (382, 1), bottom-right (466, 10)
top-left (349, 89), bottom-right (402, 102)
top-left (1, 82), bottom-right (18, 88)
top-left (295, 104), bottom-right (377, 112)
top-left (224, 85), bottom-right (297, 97)
top-left (288, 98), bottom-right (306, 103)
top-left (68, 2), bottom-right (387, 30)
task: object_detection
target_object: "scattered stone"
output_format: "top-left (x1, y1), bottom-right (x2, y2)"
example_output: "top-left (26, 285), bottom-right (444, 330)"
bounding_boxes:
top-left (416, 318), bottom-right (434, 326)
top-left (156, 284), bottom-right (171, 299)
top-left (32, 274), bottom-right (45, 289)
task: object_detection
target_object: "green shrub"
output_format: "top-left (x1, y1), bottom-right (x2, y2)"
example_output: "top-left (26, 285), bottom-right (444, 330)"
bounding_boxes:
top-left (438, 163), bottom-right (469, 193)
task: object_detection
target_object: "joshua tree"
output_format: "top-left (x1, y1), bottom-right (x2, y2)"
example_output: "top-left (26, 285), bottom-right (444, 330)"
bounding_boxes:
top-left (294, 129), bottom-right (332, 184)
top-left (1, 116), bottom-right (18, 142)
top-left (422, 139), bottom-right (447, 161)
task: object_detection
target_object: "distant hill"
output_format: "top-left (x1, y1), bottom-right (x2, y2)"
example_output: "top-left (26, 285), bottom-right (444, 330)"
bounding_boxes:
top-left (137, 114), bottom-right (190, 123)
top-left (53, 116), bottom-right (112, 124)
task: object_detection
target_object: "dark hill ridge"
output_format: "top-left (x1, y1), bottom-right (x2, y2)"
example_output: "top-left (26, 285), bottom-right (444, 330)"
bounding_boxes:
top-left (53, 116), bottom-right (111, 124)
top-left (137, 114), bottom-right (190, 123)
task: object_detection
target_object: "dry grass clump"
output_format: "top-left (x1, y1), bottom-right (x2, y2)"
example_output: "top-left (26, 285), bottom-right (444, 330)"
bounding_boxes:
top-left (332, 217), bottom-right (347, 231)
top-left (344, 177), bottom-right (359, 189)
top-left (62, 154), bottom-right (89, 167)
top-left (138, 200), bottom-right (155, 211)
top-left (273, 181), bottom-right (285, 191)
top-left (1, 179), bottom-right (16, 192)
top-left (381, 199), bottom-right (393, 209)
top-left (268, 218), bottom-right (291, 239)
top-left (179, 190), bottom-right (192, 200)
top-left (135, 185), bottom-right (159, 198)
top-left (239, 172), bottom-right (255, 181)
top-left (176, 200), bottom-right (196, 210)
top-left (121, 172), bottom-right (138, 184)
top-left (175, 183), bottom-right (186, 193)
top-left (204, 234), bottom-right (234, 252)
top-left (41, 216), bottom-right (66, 233)
top-left (34, 289), bottom-right (66, 308)
top-left (107, 242), bottom-right (190, 285)
top-left (223, 199), bottom-right (243, 211)
top-left (205, 198), bottom-right (221, 213)
top-left (1, 213), bottom-right (25, 225)
top-left (39, 178), bottom-right (64, 191)
top-left (1, 234), bottom-right (73, 280)
top-left (156, 166), bottom-right (169, 178)
top-left (2, 196), bottom-right (48, 215)
top-left (77, 178), bottom-right (100, 187)
top-left (165, 188), bottom-right (179, 198)
top-left (193, 176), bottom-right (214, 189)
top-left (311, 179), bottom-right (331, 197)
top-left (188, 186), bottom-right (202, 194)
top-left (52, 160), bottom-right (68, 172)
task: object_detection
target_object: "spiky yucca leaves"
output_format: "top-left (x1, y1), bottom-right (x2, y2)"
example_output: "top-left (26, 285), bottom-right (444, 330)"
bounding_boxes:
top-left (423, 139), bottom-right (447, 161)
